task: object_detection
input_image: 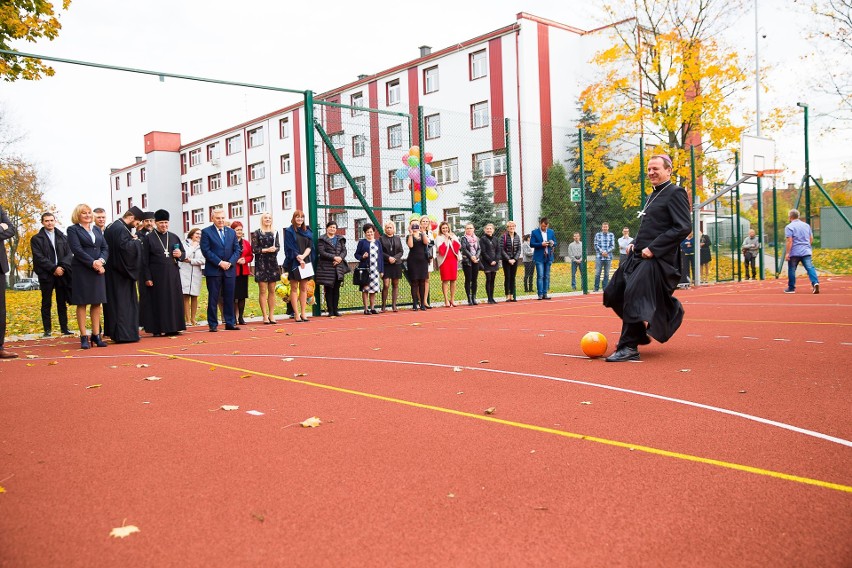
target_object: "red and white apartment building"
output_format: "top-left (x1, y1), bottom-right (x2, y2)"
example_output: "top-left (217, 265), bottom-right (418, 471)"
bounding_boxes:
top-left (109, 13), bottom-right (618, 259)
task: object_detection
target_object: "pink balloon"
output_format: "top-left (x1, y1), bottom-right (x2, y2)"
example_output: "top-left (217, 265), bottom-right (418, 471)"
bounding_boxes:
top-left (402, 154), bottom-right (411, 165)
top-left (408, 168), bottom-right (421, 184)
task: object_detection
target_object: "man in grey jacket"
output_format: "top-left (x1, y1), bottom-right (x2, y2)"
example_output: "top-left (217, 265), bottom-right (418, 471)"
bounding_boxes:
top-left (567, 232), bottom-right (584, 291)
top-left (741, 229), bottom-right (760, 280)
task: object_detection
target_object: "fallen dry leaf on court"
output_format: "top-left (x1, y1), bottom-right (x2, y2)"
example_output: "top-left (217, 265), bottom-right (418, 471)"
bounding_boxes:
top-left (453, 366), bottom-right (463, 372)
top-left (484, 407), bottom-right (496, 415)
top-left (246, 410), bottom-right (264, 416)
top-left (142, 376), bottom-right (161, 381)
top-left (193, 340), bottom-right (206, 345)
top-left (240, 374), bottom-right (252, 379)
top-left (580, 401), bottom-right (592, 405)
top-left (678, 369), bottom-right (691, 372)
top-left (479, 360), bottom-right (490, 364)
top-left (136, 364), bottom-right (149, 368)
top-left (231, 350), bottom-right (240, 355)
top-left (109, 524), bottom-right (140, 539)
top-left (209, 366), bottom-right (216, 371)
top-left (410, 322), bottom-right (421, 327)
top-left (0, 486), bottom-right (5, 493)
top-left (180, 348), bottom-right (188, 351)
top-left (282, 357), bottom-right (294, 362)
top-left (294, 373), bottom-right (307, 377)
top-left (738, 390), bottom-right (747, 394)
top-left (372, 347), bottom-right (381, 351)
top-left (26, 355), bottom-right (38, 359)
top-left (86, 384), bottom-right (102, 389)
top-left (168, 355), bottom-right (177, 360)
top-left (220, 405), bottom-right (239, 411)
top-left (109, 365), bottom-right (117, 369)
top-left (456, 391), bottom-right (464, 395)
top-left (300, 416), bottom-right (321, 428)
top-left (47, 361), bottom-right (58, 366)
top-left (447, 493), bottom-right (455, 498)
top-left (61, 349), bottom-right (70, 353)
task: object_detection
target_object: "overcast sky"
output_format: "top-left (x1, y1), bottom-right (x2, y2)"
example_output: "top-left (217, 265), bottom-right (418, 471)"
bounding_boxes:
top-left (2, 0), bottom-right (848, 226)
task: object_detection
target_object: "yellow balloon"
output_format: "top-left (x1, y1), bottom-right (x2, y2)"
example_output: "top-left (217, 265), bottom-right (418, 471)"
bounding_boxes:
top-left (425, 186), bottom-right (439, 201)
top-left (409, 145), bottom-right (420, 158)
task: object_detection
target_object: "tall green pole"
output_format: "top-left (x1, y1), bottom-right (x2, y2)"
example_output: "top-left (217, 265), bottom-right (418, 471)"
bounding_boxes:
top-left (756, 175), bottom-right (764, 280)
top-left (579, 128), bottom-right (588, 294)
top-left (772, 178), bottom-right (779, 277)
top-left (417, 106), bottom-right (427, 216)
top-left (303, 90), bottom-right (321, 316)
top-left (798, 102), bottom-right (811, 226)
top-left (639, 136), bottom-right (646, 208)
top-left (690, 146), bottom-right (699, 284)
top-left (505, 118), bottom-right (514, 221)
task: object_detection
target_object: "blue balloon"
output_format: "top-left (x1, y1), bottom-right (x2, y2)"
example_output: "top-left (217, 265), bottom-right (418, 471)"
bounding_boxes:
top-left (413, 202), bottom-right (422, 214)
top-left (395, 167), bottom-right (408, 180)
top-left (424, 164), bottom-right (433, 176)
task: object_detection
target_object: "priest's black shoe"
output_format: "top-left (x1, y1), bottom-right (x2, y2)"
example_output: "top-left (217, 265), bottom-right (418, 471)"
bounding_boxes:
top-left (605, 346), bottom-right (640, 362)
top-left (225, 324), bottom-right (240, 331)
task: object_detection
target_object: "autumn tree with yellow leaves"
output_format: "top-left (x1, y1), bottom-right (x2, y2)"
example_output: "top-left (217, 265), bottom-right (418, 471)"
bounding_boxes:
top-left (0, 158), bottom-right (53, 279)
top-left (580, 0), bottom-right (750, 206)
top-left (0, 0), bottom-right (71, 81)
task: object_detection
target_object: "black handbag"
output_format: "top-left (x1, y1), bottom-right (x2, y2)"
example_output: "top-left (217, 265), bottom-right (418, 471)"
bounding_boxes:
top-left (353, 267), bottom-right (369, 286)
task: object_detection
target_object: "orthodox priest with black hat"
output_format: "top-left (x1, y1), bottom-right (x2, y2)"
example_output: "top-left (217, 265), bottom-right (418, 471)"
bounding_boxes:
top-left (103, 206), bottom-right (144, 343)
top-left (137, 210), bottom-right (156, 330)
top-left (142, 209), bottom-right (186, 336)
top-left (603, 154), bottom-right (692, 362)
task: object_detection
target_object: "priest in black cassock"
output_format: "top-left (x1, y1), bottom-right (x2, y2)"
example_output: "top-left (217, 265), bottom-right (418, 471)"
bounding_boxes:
top-left (137, 211), bottom-right (156, 331)
top-left (603, 154), bottom-right (692, 362)
top-left (104, 206), bottom-right (144, 343)
top-left (142, 210), bottom-right (186, 336)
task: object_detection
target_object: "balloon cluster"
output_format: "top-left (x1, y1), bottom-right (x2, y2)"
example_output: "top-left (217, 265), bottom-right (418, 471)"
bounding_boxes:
top-left (395, 145), bottom-right (438, 214)
top-left (275, 274), bottom-right (315, 305)
top-left (410, 213), bottom-right (439, 235)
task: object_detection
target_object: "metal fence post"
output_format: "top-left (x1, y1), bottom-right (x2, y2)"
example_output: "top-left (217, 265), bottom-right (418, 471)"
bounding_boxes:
top-left (579, 128), bottom-right (588, 294)
top-left (505, 118), bottom-right (513, 221)
top-left (303, 90), bottom-right (321, 317)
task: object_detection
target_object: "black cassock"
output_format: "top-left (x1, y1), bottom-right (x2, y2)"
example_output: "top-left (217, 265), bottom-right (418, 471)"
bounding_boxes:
top-left (604, 182), bottom-right (692, 345)
top-left (104, 220), bottom-right (142, 343)
top-left (142, 230), bottom-right (187, 335)
top-left (137, 227), bottom-right (152, 330)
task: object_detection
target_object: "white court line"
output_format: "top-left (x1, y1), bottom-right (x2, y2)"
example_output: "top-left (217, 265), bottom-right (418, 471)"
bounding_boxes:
top-left (146, 351), bottom-right (852, 449)
top-left (773, 338), bottom-right (792, 342)
top-left (743, 336), bottom-right (759, 340)
top-left (805, 340), bottom-right (824, 344)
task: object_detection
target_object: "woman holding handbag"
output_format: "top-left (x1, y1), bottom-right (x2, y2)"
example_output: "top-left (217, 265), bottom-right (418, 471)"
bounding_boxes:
top-left (500, 221), bottom-right (522, 302)
top-left (316, 221), bottom-right (348, 317)
top-left (380, 220), bottom-right (404, 312)
top-left (354, 223), bottom-right (384, 315)
top-left (435, 221), bottom-right (461, 307)
top-left (230, 221), bottom-right (253, 326)
top-left (284, 210), bottom-right (313, 323)
top-left (460, 223), bottom-right (482, 305)
top-left (251, 212), bottom-right (280, 324)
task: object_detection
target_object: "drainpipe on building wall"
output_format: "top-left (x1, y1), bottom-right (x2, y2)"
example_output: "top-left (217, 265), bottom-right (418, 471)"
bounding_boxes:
top-left (514, 27), bottom-right (525, 235)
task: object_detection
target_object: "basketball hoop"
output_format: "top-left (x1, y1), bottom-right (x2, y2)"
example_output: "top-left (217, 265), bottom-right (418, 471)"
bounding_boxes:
top-left (755, 168), bottom-right (784, 178)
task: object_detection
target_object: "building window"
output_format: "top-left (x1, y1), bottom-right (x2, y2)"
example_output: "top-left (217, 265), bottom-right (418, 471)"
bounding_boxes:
top-left (354, 217), bottom-right (368, 239)
top-left (208, 205), bottom-right (223, 221)
top-left (190, 179), bottom-right (203, 195)
top-left (192, 208), bottom-right (204, 225)
top-left (495, 203), bottom-right (509, 224)
top-left (329, 211), bottom-right (347, 229)
top-left (432, 158), bottom-right (459, 185)
top-left (114, 177), bottom-right (120, 191)
top-left (387, 124), bottom-right (402, 149)
top-left (444, 208), bottom-right (461, 233)
top-left (250, 196), bottom-right (267, 215)
top-left (140, 167), bottom-right (146, 182)
top-left (183, 211), bottom-right (190, 233)
top-left (115, 200), bottom-right (122, 215)
top-left (227, 168), bottom-right (243, 187)
top-left (280, 154), bottom-right (291, 174)
top-left (141, 194), bottom-right (148, 209)
top-left (330, 132), bottom-right (344, 149)
top-left (470, 49), bottom-right (487, 80)
top-left (424, 66), bottom-right (439, 94)
top-left (127, 197), bottom-right (133, 209)
top-left (352, 135), bottom-right (366, 157)
top-left (281, 190), bottom-right (292, 210)
top-left (181, 183), bottom-right (188, 204)
top-left (391, 214), bottom-right (405, 236)
top-left (248, 127), bottom-right (264, 148)
top-left (425, 113), bottom-right (441, 140)
top-left (474, 150), bottom-right (507, 177)
top-left (209, 173), bottom-right (221, 191)
top-left (248, 162), bottom-right (266, 181)
top-left (329, 173), bottom-right (345, 189)
top-left (389, 170), bottom-right (406, 193)
top-left (279, 117), bottom-right (290, 139)
top-left (386, 79), bottom-right (400, 105)
top-left (352, 176), bottom-right (366, 199)
top-left (228, 201), bottom-right (244, 219)
top-left (471, 101), bottom-right (489, 129)
top-left (226, 134), bottom-right (242, 155)
top-left (207, 143), bottom-right (220, 162)
top-left (126, 172), bottom-right (132, 187)
top-left (189, 148), bottom-right (201, 167)
top-left (351, 92), bottom-right (364, 116)
top-left (180, 153), bottom-right (187, 175)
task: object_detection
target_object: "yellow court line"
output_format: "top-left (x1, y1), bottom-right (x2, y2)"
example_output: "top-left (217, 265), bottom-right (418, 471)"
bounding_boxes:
top-left (142, 349), bottom-right (852, 494)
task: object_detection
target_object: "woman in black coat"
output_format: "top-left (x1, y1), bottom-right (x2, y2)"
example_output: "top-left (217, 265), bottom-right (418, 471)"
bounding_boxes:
top-left (500, 220), bottom-right (522, 302)
top-left (315, 221), bottom-right (349, 317)
top-left (459, 222), bottom-right (482, 305)
top-left (479, 223), bottom-right (501, 304)
top-left (380, 220), bottom-right (404, 312)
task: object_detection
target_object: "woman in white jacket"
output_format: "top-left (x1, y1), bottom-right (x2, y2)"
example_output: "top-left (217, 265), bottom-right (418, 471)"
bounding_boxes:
top-left (179, 228), bottom-right (205, 326)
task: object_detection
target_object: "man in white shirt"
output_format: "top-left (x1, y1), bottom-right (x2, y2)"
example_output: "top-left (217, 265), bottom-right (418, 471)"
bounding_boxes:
top-left (618, 227), bottom-right (633, 256)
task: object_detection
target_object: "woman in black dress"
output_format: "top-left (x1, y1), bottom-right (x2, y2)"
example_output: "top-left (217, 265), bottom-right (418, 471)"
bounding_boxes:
top-left (284, 210), bottom-right (313, 323)
top-left (316, 221), bottom-right (348, 317)
top-left (66, 203), bottom-right (109, 349)
top-left (699, 232), bottom-right (712, 282)
top-left (380, 220), bottom-right (404, 312)
top-left (252, 212), bottom-right (281, 324)
top-left (479, 223), bottom-right (501, 304)
top-left (405, 218), bottom-right (430, 311)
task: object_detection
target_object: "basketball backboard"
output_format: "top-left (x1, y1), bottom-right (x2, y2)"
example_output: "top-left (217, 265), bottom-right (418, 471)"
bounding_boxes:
top-left (741, 135), bottom-right (776, 175)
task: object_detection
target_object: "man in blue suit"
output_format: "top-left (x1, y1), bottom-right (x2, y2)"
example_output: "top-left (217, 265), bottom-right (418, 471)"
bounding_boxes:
top-left (200, 209), bottom-right (242, 331)
top-left (530, 217), bottom-right (556, 300)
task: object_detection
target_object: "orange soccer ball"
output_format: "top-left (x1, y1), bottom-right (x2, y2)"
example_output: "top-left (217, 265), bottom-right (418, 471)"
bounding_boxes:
top-left (580, 332), bottom-right (608, 358)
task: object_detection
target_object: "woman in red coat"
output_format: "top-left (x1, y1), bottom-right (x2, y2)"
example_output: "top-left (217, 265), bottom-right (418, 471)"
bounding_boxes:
top-left (436, 221), bottom-right (461, 307)
top-left (231, 221), bottom-right (254, 325)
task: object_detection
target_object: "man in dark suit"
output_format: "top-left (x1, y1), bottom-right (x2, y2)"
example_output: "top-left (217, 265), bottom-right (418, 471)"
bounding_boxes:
top-left (200, 208), bottom-right (241, 332)
top-left (530, 217), bottom-right (557, 300)
top-left (31, 212), bottom-right (74, 337)
top-left (0, 205), bottom-right (18, 358)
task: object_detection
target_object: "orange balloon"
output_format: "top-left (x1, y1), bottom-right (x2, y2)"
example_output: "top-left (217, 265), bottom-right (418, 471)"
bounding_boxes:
top-left (413, 190), bottom-right (422, 201)
top-left (580, 332), bottom-right (608, 358)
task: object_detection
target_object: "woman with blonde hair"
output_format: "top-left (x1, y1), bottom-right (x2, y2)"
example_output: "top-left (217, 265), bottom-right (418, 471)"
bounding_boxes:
top-left (66, 203), bottom-right (109, 349)
top-left (435, 221), bottom-right (461, 307)
top-left (500, 220), bottom-right (522, 302)
top-left (179, 228), bottom-right (205, 326)
top-left (252, 212), bottom-right (281, 324)
top-left (283, 210), bottom-right (313, 323)
top-left (460, 223), bottom-right (482, 305)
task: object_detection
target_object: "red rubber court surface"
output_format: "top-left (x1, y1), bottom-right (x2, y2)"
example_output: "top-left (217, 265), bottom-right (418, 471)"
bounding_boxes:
top-left (1, 277), bottom-right (851, 567)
